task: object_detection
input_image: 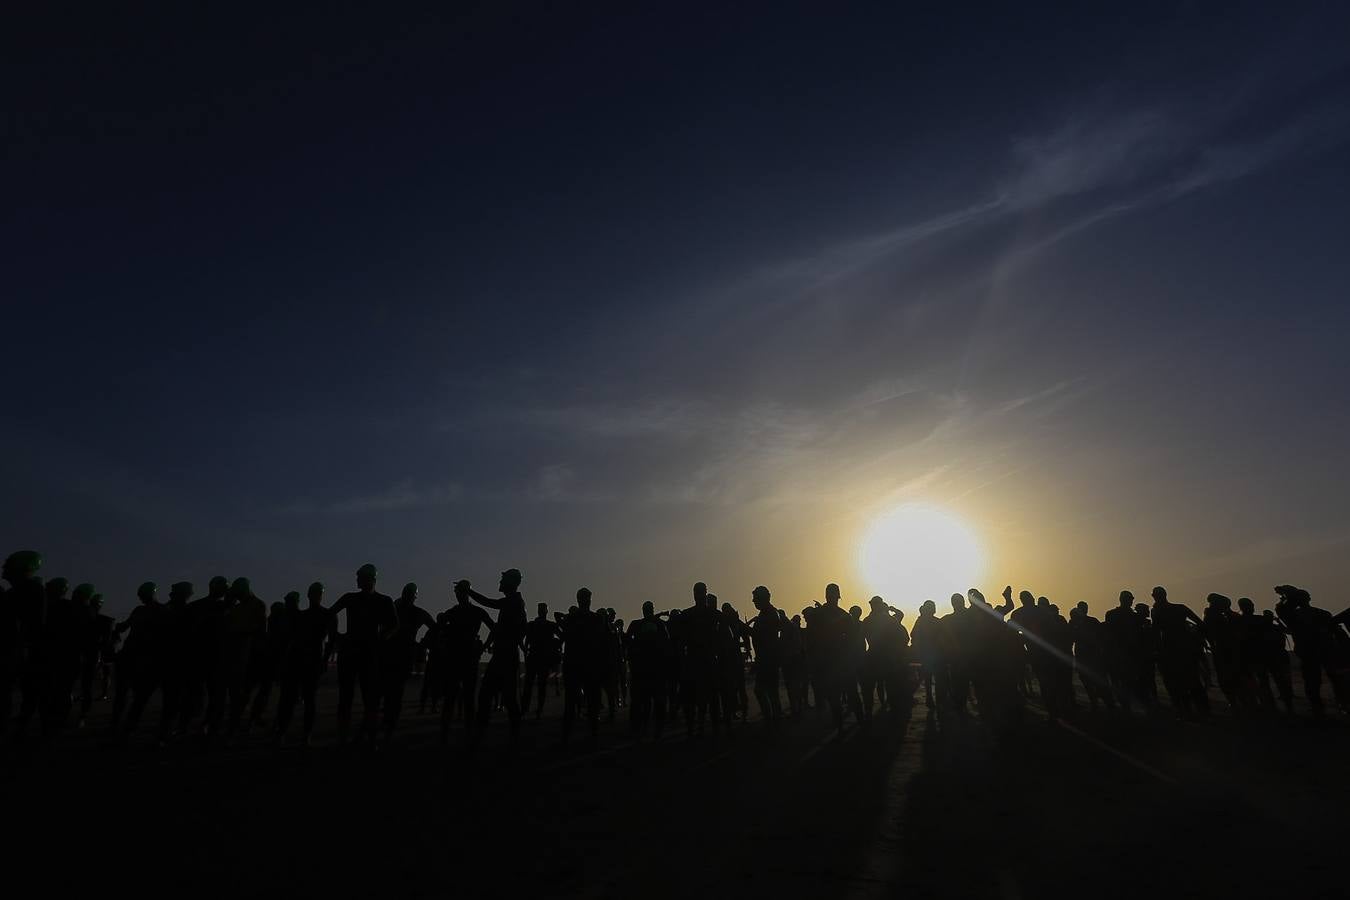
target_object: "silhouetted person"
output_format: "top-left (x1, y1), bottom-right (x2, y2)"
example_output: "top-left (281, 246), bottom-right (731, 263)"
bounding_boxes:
top-left (1104, 591), bottom-right (1142, 710)
top-left (1008, 589), bottom-right (1042, 699)
top-left (1150, 587), bottom-right (1207, 719)
top-left (157, 581), bottom-right (195, 743)
top-left (275, 582), bottom-right (334, 748)
top-left (244, 600), bottom-right (289, 731)
top-left (72, 582), bottom-right (101, 727)
top-left (676, 582), bottom-right (723, 736)
top-left (719, 601), bottom-right (749, 722)
top-left (2, 551), bottom-right (45, 741)
top-left (862, 596), bottom-right (909, 720)
top-left (331, 564), bottom-right (397, 746)
top-left (1274, 585), bottom-right (1345, 715)
top-left (748, 586), bottom-right (783, 722)
top-left (910, 600), bottom-right (941, 710)
top-left (193, 575), bottom-right (232, 736)
top-left (964, 587), bottom-right (1023, 731)
top-left (781, 611), bottom-right (808, 716)
top-left (465, 569), bottom-right (527, 740)
top-left (39, 576), bottom-right (82, 737)
top-left (815, 583), bottom-right (864, 737)
top-left (1260, 609), bottom-right (1294, 713)
top-left (1203, 593), bottom-right (1243, 710)
top-left (111, 581), bottom-right (164, 736)
top-left (439, 582), bottom-right (492, 745)
top-left (626, 601), bottom-right (670, 737)
top-left (561, 588), bottom-right (608, 740)
top-left (521, 602), bottom-right (560, 719)
top-left (223, 578), bottom-right (267, 739)
top-left (939, 593), bottom-right (971, 716)
top-left (384, 582), bottom-right (434, 741)
top-left (1234, 597), bottom-right (1279, 713)
top-left (1070, 602), bottom-right (1113, 711)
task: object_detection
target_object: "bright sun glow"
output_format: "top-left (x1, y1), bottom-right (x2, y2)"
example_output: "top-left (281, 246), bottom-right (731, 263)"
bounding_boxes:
top-left (857, 503), bottom-right (985, 606)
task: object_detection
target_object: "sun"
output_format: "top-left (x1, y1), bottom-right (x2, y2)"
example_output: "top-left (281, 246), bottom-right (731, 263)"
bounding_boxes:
top-left (857, 503), bottom-right (985, 607)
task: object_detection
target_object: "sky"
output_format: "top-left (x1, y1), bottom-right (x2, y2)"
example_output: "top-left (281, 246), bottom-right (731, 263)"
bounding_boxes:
top-left (5, 4), bottom-right (1350, 621)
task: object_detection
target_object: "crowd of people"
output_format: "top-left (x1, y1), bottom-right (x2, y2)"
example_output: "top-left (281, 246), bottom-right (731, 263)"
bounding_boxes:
top-left (2, 548), bottom-right (1348, 753)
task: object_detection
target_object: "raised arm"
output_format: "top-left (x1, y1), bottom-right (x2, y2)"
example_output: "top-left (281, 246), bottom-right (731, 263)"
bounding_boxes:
top-left (468, 589), bottom-right (505, 611)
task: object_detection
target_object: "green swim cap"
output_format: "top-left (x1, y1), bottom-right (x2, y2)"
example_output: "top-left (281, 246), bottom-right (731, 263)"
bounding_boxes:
top-left (3, 551), bottom-right (42, 576)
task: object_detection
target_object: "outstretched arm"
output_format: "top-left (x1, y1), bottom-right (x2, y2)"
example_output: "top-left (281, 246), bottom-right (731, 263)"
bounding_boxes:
top-left (468, 589), bottom-right (505, 611)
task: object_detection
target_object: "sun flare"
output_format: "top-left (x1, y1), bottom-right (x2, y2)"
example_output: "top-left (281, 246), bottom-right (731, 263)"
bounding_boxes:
top-left (857, 503), bottom-right (985, 607)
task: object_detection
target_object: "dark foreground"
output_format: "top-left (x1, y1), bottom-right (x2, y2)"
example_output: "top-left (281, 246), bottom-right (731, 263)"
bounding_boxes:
top-left (7, 678), bottom-right (1346, 900)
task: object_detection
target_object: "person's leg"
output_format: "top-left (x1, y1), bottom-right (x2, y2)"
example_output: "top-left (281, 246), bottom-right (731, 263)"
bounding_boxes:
top-left (1302, 656), bottom-right (1324, 713)
top-left (275, 667), bottom-right (298, 740)
top-left (358, 655), bottom-right (381, 741)
top-left (336, 654), bottom-right (356, 741)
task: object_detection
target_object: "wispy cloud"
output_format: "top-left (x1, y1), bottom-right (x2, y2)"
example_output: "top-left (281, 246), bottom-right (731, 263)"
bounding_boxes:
top-left (282, 481), bottom-right (464, 514)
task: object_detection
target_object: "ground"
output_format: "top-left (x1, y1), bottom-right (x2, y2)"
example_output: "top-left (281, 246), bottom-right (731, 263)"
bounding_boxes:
top-left (6, 675), bottom-right (1346, 899)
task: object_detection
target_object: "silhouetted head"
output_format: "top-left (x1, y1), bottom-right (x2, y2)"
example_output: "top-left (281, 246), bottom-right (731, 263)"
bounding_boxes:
top-left (1274, 585), bottom-right (1310, 607)
top-left (45, 577), bottom-right (69, 600)
top-left (536, 602), bottom-right (548, 619)
top-left (170, 581), bottom-right (194, 603)
top-left (721, 602), bottom-right (736, 617)
top-left (1134, 603), bottom-right (1149, 618)
top-left (576, 587), bottom-right (592, 611)
top-left (308, 582), bottom-right (324, 604)
top-left (73, 583), bottom-right (96, 605)
top-left (453, 580), bottom-right (471, 605)
top-left (356, 564), bottom-right (378, 592)
top-left (705, 592), bottom-right (718, 610)
top-left (1036, 596), bottom-right (1050, 609)
top-left (499, 569), bottom-right (522, 594)
top-left (1238, 597), bottom-right (1254, 615)
top-left (1205, 593), bottom-right (1231, 610)
top-left (1151, 586), bottom-right (1168, 604)
top-left (921, 599), bottom-right (936, 617)
top-left (208, 576), bottom-right (229, 598)
top-left (869, 596), bottom-right (886, 614)
top-left (950, 594), bottom-right (965, 612)
top-left (849, 605), bottom-right (862, 620)
top-left (2, 550), bottom-right (42, 583)
top-left (642, 601), bottom-right (655, 619)
top-left (1262, 610), bottom-right (1275, 622)
top-left (284, 591), bottom-right (300, 610)
top-left (137, 581), bottom-right (158, 604)
top-left (752, 585), bottom-right (771, 611)
top-left (791, 614), bottom-right (801, 626)
top-left (968, 588), bottom-right (986, 607)
top-left (693, 582), bottom-right (707, 604)
top-left (400, 582), bottom-right (418, 603)
top-left (1049, 604), bottom-right (1060, 617)
top-left (228, 577), bottom-right (251, 600)
top-left (1019, 590), bottom-right (1034, 608)
top-left (270, 601), bottom-right (284, 617)
top-left (825, 583), bottom-right (841, 605)
top-left (1075, 601), bottom-right (1089, 615)
top-left (1119, 590), bottom-right (1134, 608)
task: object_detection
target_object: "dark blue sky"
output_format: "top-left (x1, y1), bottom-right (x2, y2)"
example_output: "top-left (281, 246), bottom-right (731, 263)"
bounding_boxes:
top-left (7, 4), bottom-right (1350, 618)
